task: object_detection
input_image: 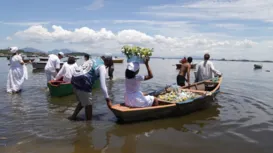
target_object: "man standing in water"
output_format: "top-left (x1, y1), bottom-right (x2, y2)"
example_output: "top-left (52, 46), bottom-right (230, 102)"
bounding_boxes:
top-left (195, 53), bottom-right (222, 82)
top-left (69, 56), bottom-right (112, 121)
top-left (101, 54), bottom-right (114, 80)
top-left (44, 52), bottom-right (64, 83)
top-left (177, 57), bottom-right (193, 86)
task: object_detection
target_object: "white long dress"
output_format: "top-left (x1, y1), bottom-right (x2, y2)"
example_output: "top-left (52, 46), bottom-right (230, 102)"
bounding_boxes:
top-left (7, 55), bottom-right (28, 93)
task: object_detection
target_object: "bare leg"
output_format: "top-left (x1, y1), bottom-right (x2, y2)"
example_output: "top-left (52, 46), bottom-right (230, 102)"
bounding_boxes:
top-left (152, 98), bottom-right (159, 106)
top-left (85, 105), bottom-right (93, 120)
top-left (68, 103), bottom-right (83, 120)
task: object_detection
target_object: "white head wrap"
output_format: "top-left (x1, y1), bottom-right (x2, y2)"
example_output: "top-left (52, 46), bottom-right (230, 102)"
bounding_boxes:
top-left (9, 47), bottom-right (18, 53)
top-left (58, 52), bottom-right (64, 57)
top-left (127, 62), bottom-right (140, 72)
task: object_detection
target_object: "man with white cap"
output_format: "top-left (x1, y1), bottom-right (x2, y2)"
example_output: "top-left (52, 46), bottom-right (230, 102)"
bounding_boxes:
top-left (124, 58), bottom-right (158, 108)
top-left (44, 52), bottom-right (64, 83)
top-left (7, 47), bottom-right (28, 93)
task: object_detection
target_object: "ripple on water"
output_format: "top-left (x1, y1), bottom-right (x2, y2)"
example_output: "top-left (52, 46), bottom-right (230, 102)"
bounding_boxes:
top-left (1, 59), bottom-right (273, 152)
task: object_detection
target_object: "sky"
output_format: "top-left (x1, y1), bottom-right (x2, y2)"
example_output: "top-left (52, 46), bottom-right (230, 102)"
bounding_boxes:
top-left (1, 0), bottom-right (273, 60)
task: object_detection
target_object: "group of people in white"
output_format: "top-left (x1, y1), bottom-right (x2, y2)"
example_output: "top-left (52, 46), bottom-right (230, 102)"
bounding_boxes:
top-left (6, 47), bottom-right (221, 121)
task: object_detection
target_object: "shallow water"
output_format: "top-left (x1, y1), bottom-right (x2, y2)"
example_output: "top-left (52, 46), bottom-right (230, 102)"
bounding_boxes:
top-left (0, 57), bottom-right (273, 153)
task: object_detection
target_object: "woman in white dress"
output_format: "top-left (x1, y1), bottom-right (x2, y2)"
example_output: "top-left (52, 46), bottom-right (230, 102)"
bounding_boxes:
top-left (54, 57), bottom-right (78, 83)
top-left (7, 47), bottom-right (28, 93)
top-left (124, 58), bottom-right (158, 108)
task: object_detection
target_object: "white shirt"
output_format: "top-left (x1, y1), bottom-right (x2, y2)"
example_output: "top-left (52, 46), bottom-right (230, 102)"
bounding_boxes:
top-left (10, 55), bottom-right (23, 69)
top-left (195, 60), bottom-right (221, 82)
top-left (81, 60), bottom-right (92, 70)
top-left (125, 75), bottom-right (145, 94)
top-left (55, 62), bottom-right (78, 83)
top-left (124, 75), bottom-right (155, 107)
top-left (44, 54), bottom-right (61, 73)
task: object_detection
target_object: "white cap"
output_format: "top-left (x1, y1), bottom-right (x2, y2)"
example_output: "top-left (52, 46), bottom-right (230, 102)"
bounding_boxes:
top-left (127, 62), bottom-right (140, 72)
top-left (58, 52), bottom-right (64, 57)
top-left (9, 47), bottom-right (18, 53)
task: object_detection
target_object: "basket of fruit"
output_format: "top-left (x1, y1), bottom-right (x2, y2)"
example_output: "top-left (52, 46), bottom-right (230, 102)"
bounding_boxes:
top-left (121, 45), bottom-right (153, 63)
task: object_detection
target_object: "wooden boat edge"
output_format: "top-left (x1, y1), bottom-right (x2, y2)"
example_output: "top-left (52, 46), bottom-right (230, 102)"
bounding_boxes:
top-left (110, 77), bottom-right (222, 113)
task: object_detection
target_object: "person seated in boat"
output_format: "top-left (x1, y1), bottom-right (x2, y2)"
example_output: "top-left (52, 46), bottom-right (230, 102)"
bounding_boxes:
top-left (124, 58), bottom-right (158, 108)
top-left (69, 56), bottom-right (112, 121)
top-left (44, 52), bottom-right (64, 83)
top-left (54, 57), bottom-right (78, 83)
top-left (101, 54), bottom-right (114, 80)
top-left (195, 53), bottom-right (222, 82)
top-left (177, 57), bottom-right (192, 87)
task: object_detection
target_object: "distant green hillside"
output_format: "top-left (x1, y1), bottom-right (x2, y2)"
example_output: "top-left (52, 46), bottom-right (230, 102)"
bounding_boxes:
top-left (66, 52), bottom-right (87, 56)
top-left (0, 49), bottom-right (47, 56)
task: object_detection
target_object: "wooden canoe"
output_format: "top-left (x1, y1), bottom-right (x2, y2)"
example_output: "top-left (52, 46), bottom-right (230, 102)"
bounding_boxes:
top-left (48, 81), bottom-right (74, 97)
top-left (110, 77), bottom-right (222, 123)
top-left (32, 61), bottom-right (64, 69)
top-left (176, 63), bottom-right (197, 69)
top-left (113, 59), bottom-right (124, 63)
top-left (39, 57), bottom-right (49, 61)
top-left (48, 80), bottom-right (101, 97)
top-left (254, 64), bottom-right (262, 69)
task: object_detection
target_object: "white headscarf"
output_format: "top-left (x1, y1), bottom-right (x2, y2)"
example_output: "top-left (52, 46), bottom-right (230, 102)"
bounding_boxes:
top-left (9, 47), bottom-right (18, 53)
top-left (127, 62), bottom-right (140, 72)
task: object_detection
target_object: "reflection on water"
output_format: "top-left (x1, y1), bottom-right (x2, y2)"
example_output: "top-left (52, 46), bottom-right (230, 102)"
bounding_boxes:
top-left (0, 58), bottom-right (273, 153)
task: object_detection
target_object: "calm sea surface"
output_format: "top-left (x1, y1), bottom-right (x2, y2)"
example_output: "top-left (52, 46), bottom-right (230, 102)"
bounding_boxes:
top-left (0, 57), bottom-right (273, 153)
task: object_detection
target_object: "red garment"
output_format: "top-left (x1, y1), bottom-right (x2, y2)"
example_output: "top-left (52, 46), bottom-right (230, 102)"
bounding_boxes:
top-left (180, 57), bottom-right (187, 64)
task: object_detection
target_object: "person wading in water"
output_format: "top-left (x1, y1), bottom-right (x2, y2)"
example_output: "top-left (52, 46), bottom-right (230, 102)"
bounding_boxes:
top-left (177, 57), bottom-right (193, 86)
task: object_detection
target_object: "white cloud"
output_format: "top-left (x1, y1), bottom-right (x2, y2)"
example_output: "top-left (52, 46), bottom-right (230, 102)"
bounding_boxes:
top-left (214, 24), bottom-right (246, 30)
top-left (86, 0), bottom-right (104, 10)
top-left (0, 21), bottom-right (49, 26)
top-left (6, 36), bottom-right (12, 41)
top-left (113, 20), bottom-right (192, 28)
top-left (140, 0), bottom-right (273, 22)
top-left (12, 25), bottom-right (264, 59)
top-left (235, 39), bottom-right (258, 48)
top-left (15, 25), bottom-right (115, 43)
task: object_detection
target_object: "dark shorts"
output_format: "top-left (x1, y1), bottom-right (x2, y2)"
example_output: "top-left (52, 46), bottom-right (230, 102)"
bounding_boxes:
top-left (177, 75), bottom-right (186, 86)
top-left (108, 67), bottom-right (114, 78)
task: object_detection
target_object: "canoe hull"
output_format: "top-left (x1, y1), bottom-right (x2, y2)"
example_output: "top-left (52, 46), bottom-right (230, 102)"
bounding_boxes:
top-left (32, 62), bottom-right (64, 69)
top-left (113, 59), bottom-right (124, 63)
top-left (32, 62), bottom-right (46, 69)
top-left (48, 81), bottom-right (73, 97)
top-left (111, 103), bottom-right (178, 123)
top-left (111, 77), bottom-right (222, 123)
top-left (254, 64), bottom-right (262, 69)
top-left (48, 80), bottom-right (101, 97)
